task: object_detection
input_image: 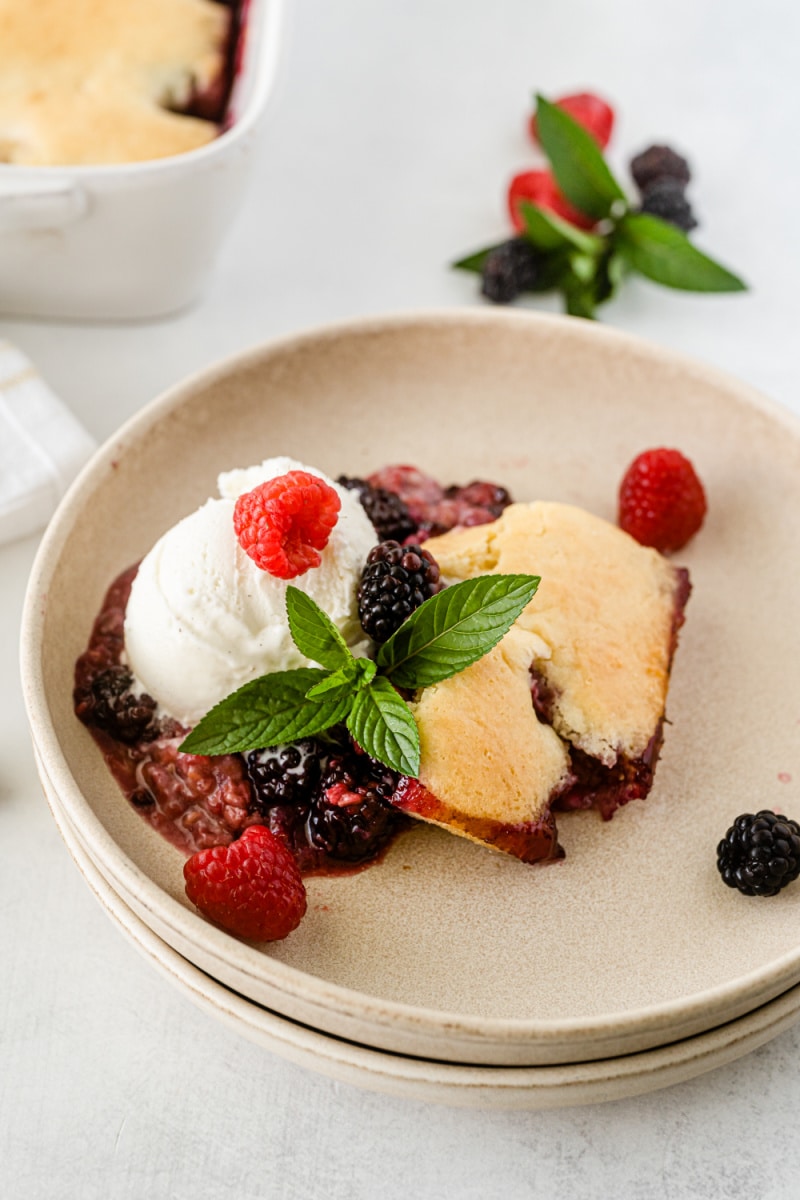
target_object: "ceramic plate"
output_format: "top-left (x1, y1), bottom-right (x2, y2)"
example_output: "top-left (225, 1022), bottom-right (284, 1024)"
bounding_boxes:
top-left (44, 755), bottom-right (800, 1110)
top-left (22, 311), bottom-right (800, 1065)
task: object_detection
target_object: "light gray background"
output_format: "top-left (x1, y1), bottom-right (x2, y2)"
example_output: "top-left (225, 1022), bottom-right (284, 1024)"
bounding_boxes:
top-left (4, 1), bottom-right (800, 1196)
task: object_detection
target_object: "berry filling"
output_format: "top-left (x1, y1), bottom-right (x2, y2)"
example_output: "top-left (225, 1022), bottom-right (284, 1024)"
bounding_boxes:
top-left (181, 0), bottom-right (251, 130)
top-left (74, 462), bottom-right (690, 914)
top-left (365, 465), bottom-right (513, 538)
top-left (75, 568), bottom-right (409, 872)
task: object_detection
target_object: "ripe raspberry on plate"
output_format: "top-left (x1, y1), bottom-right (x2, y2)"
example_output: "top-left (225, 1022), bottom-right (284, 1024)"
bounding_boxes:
top-left (183, 824), bottom-right (307, 940)
top-left (618, 448), bottom-right (707, 553)
top-left (233, 469), bottom-right (341, 579)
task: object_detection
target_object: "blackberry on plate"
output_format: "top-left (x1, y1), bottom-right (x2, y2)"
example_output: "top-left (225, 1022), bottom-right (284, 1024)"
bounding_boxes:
top-left (74, 665), bottom-right (159, 744)
top-left (337, 476), bottom-right (418, 543)
top-left (357, 540), bottom-right (442, 643)
top-left (481, 238), bottom-right (542, 305)
top-left (308, 750), bottom-right (401, 862)
top-left (717, 811), bottom-right (800, 897)
top-left (639, 177), bottom-right (697, 232)
top-left (246, 738), bottom-right (323, 814)
top-left (630, 144), bottom-right (691, 192)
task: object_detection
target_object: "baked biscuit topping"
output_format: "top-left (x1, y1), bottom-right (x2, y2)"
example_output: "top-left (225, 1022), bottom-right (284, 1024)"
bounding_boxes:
top-left (423, 502), bottom-right (684, 766)
top-left (401, 502), bottom-right (689, 855)
top-left (409, 628), bottom-right (572, 828)
top-left (0, 0), bottom-right (230, 165)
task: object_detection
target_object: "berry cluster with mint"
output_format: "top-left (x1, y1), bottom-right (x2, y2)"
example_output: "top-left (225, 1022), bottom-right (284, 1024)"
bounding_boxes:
top-left (454, 90), bottom-right (746, 318)
top-left (246, 732), bottom-right (407, 869)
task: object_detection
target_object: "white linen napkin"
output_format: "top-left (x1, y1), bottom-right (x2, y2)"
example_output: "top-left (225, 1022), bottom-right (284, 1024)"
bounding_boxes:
top-left (0, 340), bottom-right (97, 545)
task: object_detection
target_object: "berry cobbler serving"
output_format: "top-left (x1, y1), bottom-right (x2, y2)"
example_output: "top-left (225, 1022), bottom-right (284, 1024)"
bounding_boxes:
top-left (0, 0), bottom-right (247, 166)
top-left (74, 455), bottom-right (693, 941)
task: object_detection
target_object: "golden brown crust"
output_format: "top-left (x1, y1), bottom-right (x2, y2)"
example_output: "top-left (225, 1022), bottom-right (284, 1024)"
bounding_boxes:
top-left (409, 628), bottom-right (572, 828)
top-left (0, 0), bottom-right (229, 165)
top-left (396, 502), bottom-right (686, 861)
top-left (424, 502), bottom-right (683, 764)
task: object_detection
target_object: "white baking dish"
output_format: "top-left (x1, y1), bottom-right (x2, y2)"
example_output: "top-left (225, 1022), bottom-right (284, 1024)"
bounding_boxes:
top-left (0, 0), bottom-right (283, 320)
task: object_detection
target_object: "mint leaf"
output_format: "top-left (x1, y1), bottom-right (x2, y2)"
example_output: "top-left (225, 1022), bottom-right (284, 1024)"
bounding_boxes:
top-left (285, 586), bottom-right (354, 671)
top-left (305, 666), bottom-right (355, 699)
top-left (452, 242), bottom-right (509, 273)
top-left (615, 213), bottom-right (747, 292)
top-left (354, 657), bottom-right (377, 688)
top-left (563, 278), bottom-right (597, 319)
top-left (347, 677), bottom-right (420, 777)
top-left (179, 668), bottom-right (352, 755)
top-left (377, 574), bottom-right (540, 689)
top-left (535, 94), bottom-right (626, 220)
top-left (519, 201), bottom-right (604, 255)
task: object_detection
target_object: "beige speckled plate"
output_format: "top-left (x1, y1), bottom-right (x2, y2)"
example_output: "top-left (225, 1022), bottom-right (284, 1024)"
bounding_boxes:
top-left (45, 749), bottom-right (800, 1109)
top-left (21, 311), bottom-right (800, 1066)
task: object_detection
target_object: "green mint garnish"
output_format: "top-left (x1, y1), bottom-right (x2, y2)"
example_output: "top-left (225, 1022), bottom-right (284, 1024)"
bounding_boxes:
top-left (452, 92), bottom-right (747, 319)
top-left (179, 668), bottom-right (353, 756)
top-left (614, 212), bottom-right (746, 293)
top-left (179, 575), bottom-right (539, 777)
top-left (346, 677), bottom-right (421, 778)
top-left (285, 586), bottom-right (354, 671)
top-left (376, 574), bottom-right (540, 689)
top-left (519, 200), bottom-right (604, 256)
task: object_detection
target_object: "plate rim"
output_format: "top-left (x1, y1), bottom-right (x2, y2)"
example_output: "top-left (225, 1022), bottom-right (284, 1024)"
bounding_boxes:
top-left (49, 764), bottom-right (800, 1110)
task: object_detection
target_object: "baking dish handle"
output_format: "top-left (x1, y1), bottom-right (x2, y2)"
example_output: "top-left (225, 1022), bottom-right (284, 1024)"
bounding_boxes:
top-left (0, 177), bottom-right (88, 231)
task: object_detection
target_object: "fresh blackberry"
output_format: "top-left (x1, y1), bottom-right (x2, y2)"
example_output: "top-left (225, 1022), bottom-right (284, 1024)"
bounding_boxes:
top-left (717, 811), bottom-right (800, 897)
top-left (245, 738), bottom-right (323, 814)
top-left (639, 177), bottom-right (697, 232)
top-left (357, 541), bottom-right (442, 643)
top-left (337, 476), bottom-right (418, 542)
top-left (630, 144), bottom-right (691, 192)
top-left (74, 665), bottom-right (159, 744)
top-left (308, 750), bottom-right (401, 862)
top-left (481, 239), bottom-right (541, 304)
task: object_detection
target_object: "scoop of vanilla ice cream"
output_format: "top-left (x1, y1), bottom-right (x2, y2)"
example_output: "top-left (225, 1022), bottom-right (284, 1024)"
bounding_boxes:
top-left (123, 458), bottom-right (377, 726)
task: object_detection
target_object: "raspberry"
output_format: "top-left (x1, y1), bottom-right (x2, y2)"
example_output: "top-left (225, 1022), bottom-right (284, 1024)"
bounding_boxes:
top-left (717, 812), bottom-right (800, 897)
top-left (233, 470), bottom-right (341, 579)
top-left (183, 824), bottom-right (307, 940)
top-left (630, 144), bottom-right (691, 192)
top-left (530, 92), bottom-right (615, 149)
top-left (507, 170), bottom-right (595, 233)
top-left (639, 177), bottom-right (697, 232)
top-left (480, 239), bottom-right (542, 304)
top-left (358, 541), bottom-right (442, 643)
top-left (337, 476), bottom-right (418, 542)
top-left (618, 448), bottom-right (707, 553)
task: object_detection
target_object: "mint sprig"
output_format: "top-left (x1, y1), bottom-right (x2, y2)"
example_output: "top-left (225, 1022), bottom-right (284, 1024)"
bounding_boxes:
top-left (377, 574), bottom-right (540, 688)
top-left (179, 575), bottom-right (539, 776)
top-left (453, 92), bottom-right (747, 319)
top-left (615, 212), bottom-right (746, 292)
top-left (179, 668), bottom-right (353, 756)
top-left (534, 94), bottom-right (626, 220)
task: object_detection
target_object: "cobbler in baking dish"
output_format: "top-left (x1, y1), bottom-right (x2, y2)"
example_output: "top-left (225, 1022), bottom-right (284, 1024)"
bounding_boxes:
top-left (0, 0), bottom-right (245, 165)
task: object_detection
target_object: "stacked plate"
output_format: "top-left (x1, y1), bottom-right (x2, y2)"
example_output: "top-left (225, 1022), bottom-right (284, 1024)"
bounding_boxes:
top-left (21, 312), bottom-right (800, 1108)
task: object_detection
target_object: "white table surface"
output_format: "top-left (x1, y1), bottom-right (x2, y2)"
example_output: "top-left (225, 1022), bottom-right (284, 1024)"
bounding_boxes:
top-left (4, 1), bottom-right (800, 1195)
